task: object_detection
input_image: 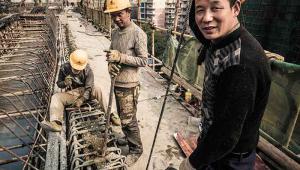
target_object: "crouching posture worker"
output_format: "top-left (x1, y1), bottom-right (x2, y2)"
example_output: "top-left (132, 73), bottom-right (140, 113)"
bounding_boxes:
top-left (41, 49), bottom-right (107, 132)
top-left (180, 0), bottom-right (271, 169)
top-left (104, 0), bottom-right (148, 166)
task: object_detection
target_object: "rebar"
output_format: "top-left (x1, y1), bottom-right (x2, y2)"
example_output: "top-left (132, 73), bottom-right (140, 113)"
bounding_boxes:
top-left (67, 101), bottom-right (126, 170)
top-left (0, 11), bottom-right (61, 170)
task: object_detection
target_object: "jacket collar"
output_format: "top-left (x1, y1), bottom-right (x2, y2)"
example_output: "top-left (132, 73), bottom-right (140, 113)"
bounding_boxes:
top-left (212, 25), bottom-right (241, 50)
top-left (118, 21), bottom-right (134, 34)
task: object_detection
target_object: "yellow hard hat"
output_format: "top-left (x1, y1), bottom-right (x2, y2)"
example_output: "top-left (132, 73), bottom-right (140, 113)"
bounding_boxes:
top-left (69, 49), bottom-right (88, 70)
top-left (104, 0), bottom-right (131, 13)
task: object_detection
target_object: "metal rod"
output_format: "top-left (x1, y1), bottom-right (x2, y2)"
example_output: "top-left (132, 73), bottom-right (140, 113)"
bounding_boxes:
top-left (0, 88), bottom-right (48, 142)
top-left (0, 116), bottom-right (47, 159)
top-left (102, 76), bottom-right (116, 156)
top-left (0, 144), bottom-right (39, 170)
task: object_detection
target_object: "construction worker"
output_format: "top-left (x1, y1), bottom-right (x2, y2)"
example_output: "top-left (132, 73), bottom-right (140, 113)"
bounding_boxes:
top-left (41, 49), bottom-right (107, 132)
top-left (180, 0), bottom-right (271, 169)
top-left (104, 0), bottom-right (148, 166)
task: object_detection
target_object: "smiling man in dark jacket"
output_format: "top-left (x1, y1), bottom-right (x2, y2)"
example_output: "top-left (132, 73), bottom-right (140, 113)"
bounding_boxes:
top-left (179, 0), bottom-right (271, 169)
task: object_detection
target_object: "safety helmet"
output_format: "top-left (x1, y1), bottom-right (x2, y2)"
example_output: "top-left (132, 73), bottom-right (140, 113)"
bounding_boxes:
top-left (69, 49), bottom-right (88, 71)
top-left (104, 0), bottom-right (131, 13)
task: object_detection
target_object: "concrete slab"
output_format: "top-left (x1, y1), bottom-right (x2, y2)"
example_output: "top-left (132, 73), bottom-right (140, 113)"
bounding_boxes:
top-left (64, 10), bottom-right (194, 170)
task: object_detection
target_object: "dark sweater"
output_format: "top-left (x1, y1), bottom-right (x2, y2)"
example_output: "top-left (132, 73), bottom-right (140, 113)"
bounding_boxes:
top-left (188, 1), bottom-right (272, 169)
top-left (57, 63), bottom-right (94, 100)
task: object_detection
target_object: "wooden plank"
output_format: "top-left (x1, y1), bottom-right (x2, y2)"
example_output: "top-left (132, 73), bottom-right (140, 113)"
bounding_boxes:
top-left (173, 132), bottom-right (193, 157)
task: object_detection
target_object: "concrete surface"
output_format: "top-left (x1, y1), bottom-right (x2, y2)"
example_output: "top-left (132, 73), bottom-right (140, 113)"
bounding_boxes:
top-left (62, 9), bottom-right (194, 170)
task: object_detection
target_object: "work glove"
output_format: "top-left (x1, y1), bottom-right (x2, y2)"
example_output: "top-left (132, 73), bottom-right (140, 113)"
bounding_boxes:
top-left (64, 75), bottom-right (73, 87)
top-left (265, 51), bottom-right (284, 61)
top-left (179, 158), bottom-right (196, 170)
top-left (105, 50), bottom-right (121, 63)
top-left (108, 63), bottom-right (121, 77)
top-left (74, 97), bottom-right (84, 108)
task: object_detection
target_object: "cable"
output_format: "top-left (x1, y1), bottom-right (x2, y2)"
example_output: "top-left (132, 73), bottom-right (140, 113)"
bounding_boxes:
top-left (146, 0), bottom-right (193, 169)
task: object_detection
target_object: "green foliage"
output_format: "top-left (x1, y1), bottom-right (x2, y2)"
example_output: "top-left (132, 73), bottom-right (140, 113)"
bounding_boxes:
top-left (141, 23), bottom-right (168, 60)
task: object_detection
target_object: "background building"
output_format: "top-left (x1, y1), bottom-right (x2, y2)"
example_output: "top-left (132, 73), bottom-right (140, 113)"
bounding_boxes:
top-left (165, 0), bottom-right (190, 33)
top-left (140, 0), bottom-right (165, 28)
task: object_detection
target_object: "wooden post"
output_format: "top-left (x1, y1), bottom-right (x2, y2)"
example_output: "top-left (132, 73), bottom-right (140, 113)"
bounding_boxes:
top-left (284, 107), bottom-right (300, 147)
top-left (151, 29), bottom-right (155, 70)
top-left (109, 13), bottom-right (112, 38)
top-left (137, 0), bottom-right (141, 27)
top-left (173, 0), bottom-right (180, 32)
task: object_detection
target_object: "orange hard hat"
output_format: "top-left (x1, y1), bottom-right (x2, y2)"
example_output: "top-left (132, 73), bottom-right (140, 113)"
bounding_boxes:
top-left (104, 0), bottom-right (131, 13)
top-left (69, 49), bottom-right (88, 70)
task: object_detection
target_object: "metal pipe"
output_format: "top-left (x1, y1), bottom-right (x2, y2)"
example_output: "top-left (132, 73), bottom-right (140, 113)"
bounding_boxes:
top-left (260, 129), bottom-right (300, 163)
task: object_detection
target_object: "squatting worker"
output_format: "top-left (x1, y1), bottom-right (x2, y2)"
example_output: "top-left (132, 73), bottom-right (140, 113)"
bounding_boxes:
top-left (104, 0), bottom-right (148, 166)
top-left (180, 0), bottom-right (271, 169)
top-left (41, 49), bottom-right (107, 132)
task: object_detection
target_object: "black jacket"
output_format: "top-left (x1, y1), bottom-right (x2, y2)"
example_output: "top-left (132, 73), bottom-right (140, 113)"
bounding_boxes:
top-left (56, 63), bottom-right (94, 100)
top-left (188, 0), bottom-right (272, 168)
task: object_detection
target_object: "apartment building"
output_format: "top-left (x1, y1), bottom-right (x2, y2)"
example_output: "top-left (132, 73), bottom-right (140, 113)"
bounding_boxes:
top-left (140, 0), bottom-right (165, 28)
top-left (165, 0), bottom-right (190, 32)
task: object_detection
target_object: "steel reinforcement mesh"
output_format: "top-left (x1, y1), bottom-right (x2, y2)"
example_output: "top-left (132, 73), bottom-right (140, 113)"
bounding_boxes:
top-left (0, 11), bottom-right (60, 170)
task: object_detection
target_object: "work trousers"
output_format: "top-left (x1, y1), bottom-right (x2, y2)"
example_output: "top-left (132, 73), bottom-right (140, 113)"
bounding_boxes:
top-left (200, 150), bottom-right (256, 170)
top-left (50, 85), bottom-right (107, 123)
top-left (114, 86), bottom-right (143, 154)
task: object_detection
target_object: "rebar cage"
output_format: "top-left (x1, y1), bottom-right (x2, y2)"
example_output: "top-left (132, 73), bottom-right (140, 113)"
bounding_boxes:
top-left (0, 10), bottom-right (61, 170)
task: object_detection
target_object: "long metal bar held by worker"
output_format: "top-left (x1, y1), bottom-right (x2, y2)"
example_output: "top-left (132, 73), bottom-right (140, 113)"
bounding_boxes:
top-left (102, 75), bottom-right (116, 156)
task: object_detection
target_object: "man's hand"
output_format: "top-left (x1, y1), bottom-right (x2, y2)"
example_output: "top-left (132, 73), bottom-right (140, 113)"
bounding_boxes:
top-left (64, 75), bottom-right (73, 87)
top-left (265, 51), bottom-right (284, 61)
top-left (179, 158), bottom-right (196, 170)
top-left (74, 97), bottom-right (84, 108)
top-left (105, 50), bottom-right (121, 63)
top-left (108, 63), bottom-right (121, 77)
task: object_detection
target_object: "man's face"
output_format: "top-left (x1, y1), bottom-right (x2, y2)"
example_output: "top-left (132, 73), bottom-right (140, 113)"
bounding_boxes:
top-left (195, 0), bottom-right (240, 41)
top-left (111, 9), bottom-right (131, 29)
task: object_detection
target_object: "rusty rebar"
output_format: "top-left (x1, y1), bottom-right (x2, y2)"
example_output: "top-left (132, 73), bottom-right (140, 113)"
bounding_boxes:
top-left (0, 144), bottom-right (39, 170)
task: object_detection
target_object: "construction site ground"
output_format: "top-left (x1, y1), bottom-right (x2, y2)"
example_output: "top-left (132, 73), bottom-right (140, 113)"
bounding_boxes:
top-left (60, 8), bottom-right (198, 170)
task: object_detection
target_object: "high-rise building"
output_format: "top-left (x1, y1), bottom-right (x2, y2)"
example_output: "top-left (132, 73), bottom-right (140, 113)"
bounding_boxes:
top-left (165, 0), bottom-right (190, 33)
top-left (140, 0), bottom-right (165, 28)
top-left (132, 0), bottom-right (190, 32)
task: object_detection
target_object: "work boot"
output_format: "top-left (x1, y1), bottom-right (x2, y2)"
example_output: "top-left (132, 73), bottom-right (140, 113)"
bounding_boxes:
top-left (125, 153), bottom-right (141, 167)
top-left (41, 120), bottom-right (62, 132)
top-left (110, 112), bottom-right (121, 126)
top-left (117, 137), bottom-right (128, 146)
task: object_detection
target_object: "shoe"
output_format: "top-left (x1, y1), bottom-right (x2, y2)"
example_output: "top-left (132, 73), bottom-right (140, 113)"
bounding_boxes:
top-left (41, 120), bottom-right (62, 132)
top-left (110, 112), bottom-right (121, 126)
top-left (125, 153), bottom-right (141, 167)
top-left (117, 137), bottom-right (128, 146)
